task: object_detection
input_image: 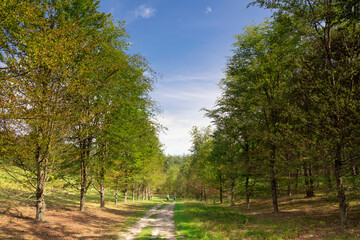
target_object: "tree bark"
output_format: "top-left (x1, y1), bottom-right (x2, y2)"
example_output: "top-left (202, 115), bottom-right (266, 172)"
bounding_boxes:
top-left (99, 167), bottom-right (105, 208)
top-left (295, 169), bottom-right (299, 193)
top-left (80, 157), bottom-right (87, 211)
top-left (204, 186), bottom-right (207, 202)
top-left (304, 163), bottom-right (315, 198)
top-left (230, 178), bottom-right (235, 206)
top-left (148, 187), bottom-right (151, 200)
top-left (100, 183), bottom-right (105, 208)
top-left (219, 180), bottom-right (223, 204)
top-left (80, 137), bottom-right (91, 212)
top-left (326, 167), bottom-right (333, 191)
top-left (123, 184), bottom-right (128, 203)
top-left (115, 181), bottom-right (118, 206)
top-left (35, 146), bottom-right (47, 221)
top-left (335, 144), bottom-right (347, 226)
top-left (132, 187), bottom-right (135, 202)
top-left (137, 184), bottom-right (140, 201)
top-left (270, 145), bottom-right (279, 213)
top-left (245, 176), bottom-right (250, 209)
top-left (142, 187), bottom-right (145, 200)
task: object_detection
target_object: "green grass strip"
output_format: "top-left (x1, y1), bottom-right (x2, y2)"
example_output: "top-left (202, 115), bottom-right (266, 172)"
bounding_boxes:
top-left (174, 200), bottom-right (253, 240)
top-left (135, 227), bottom-right (164, 240)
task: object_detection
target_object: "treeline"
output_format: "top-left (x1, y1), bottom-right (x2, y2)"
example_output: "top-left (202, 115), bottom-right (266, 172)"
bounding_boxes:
top-left (177, 0), bottom-right (360, 226)
top-left (0, 0), bottom-right (164, 221)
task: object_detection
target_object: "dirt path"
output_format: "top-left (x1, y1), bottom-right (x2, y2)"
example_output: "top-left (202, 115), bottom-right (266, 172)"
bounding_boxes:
top-left (119, 202), bottom-right (176, 240)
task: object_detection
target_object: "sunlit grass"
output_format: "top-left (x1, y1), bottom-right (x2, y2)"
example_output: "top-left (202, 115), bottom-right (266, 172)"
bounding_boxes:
top-left (174, 200), bottom-right (250, 239)
top-left (174, 196), bottom-right (360, 240)
top-left (135, 227), bottom-right (164, 240)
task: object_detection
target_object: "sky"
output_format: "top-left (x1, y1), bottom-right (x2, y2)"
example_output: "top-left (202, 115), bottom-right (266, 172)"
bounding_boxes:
top-left (99, 0), bottom-right (271, 155)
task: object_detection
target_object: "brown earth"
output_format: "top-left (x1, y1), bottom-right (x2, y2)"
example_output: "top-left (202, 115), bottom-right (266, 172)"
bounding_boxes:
top-left (234, 194), bottom-right (360, 239)
top-left (0, 194), bottom-right (156, 240)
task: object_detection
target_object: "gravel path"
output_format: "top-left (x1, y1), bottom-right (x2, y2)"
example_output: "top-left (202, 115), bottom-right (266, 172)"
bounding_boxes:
top-left (119, 202), bottom-right (176, 240)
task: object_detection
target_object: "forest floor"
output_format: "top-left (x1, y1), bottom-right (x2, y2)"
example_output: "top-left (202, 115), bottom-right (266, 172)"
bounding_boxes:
top-left (0, 190), bottom-right (162, 240)
top-left (174, 194), bottom-right (360, 239)
top-left (119, 202), bottom-right (176, 239)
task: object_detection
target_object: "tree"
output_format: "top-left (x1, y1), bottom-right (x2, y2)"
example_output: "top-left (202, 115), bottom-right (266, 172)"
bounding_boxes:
top-left (0, 0), bottom-right (104, 221)
top-left (250, 0), bottom-right (360, 225)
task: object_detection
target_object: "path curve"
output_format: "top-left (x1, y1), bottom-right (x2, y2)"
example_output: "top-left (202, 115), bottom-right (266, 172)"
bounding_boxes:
top-left (119, 202), bottom-right (176, 240)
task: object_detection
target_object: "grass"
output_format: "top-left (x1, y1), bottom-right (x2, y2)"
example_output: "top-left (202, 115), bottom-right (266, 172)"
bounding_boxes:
top-left (174, 200), bottom-right (251, 239)
top-left (174, 196), bottom-right (360, 240)
top-left (135, 227), bottom-right (164, 239)
top-left (156, 202), bottom-right (169, 210)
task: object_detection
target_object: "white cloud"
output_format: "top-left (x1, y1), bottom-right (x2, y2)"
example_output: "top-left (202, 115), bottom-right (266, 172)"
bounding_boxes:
top-left (152, 74), bottom-right (222, 155)
top-left (205, 6), bottom-right (212, 14)
top-left (134, 5), bottom-right (156, 19)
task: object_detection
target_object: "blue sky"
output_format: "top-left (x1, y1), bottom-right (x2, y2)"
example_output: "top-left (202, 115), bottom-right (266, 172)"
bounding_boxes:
top-left (99, 0), bottom-right (270, 155)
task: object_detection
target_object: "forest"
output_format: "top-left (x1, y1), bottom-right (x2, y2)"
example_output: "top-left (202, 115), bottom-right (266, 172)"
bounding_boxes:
top-left (0, 0), bottom-right (165, 223)
top-left (169, 0), bottom-right (360, 230)
top-left (173, 0), bottom-right (360, 227)
top-left (1, 0), bottom-right (360, 239)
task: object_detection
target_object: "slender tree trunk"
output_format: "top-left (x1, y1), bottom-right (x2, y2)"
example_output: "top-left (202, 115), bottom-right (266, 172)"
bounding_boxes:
top-left (219, 180), bottom-right (223, 204)
top-left (325, 168), bottom-right (333, 191)
top-left (142, 187), bottom-right (145, 200)
top-left (335, 144), bottom-right (347, 226)
top-left (137, 184), bottom-right (140, 201)
top-left (304, 163), bottom-right (315, 198)
top-left (309, 163), bottom-right (314, 196)
top-left (295, 169), bottom-right (299, 193)
top-left (148, 187), bottom-right (151, 200)
top-left (204, 186), bottom-right (207, 202)
top-left (100, 183), bottom-right (105, 208)
top-left (132, 187), bottom-right (135, 202)
top-left (99, 168), bottom-right (105, 208)
top-left (270, 145), bottom-right (279, 213)
top-left (123, 184), bottom-right (128, 203)
top-left (115, 181), bottom-right (119, 206)
top-left (35, 146), bottom-right (47, 221)
top-left (352, 163), bottom-right (359, 176)
top-left (230, 178), bottom-right (235, 206)
top-left (200, 188), bottom-right (203, 201)
top-left (287, 173), bottom-right (292, 197)
top-left (80, 138), bottom-right (91, 212)
top-left (245, 176), bottom-right (250, 209)
top-left (80, 158), bottom-right (87, 211)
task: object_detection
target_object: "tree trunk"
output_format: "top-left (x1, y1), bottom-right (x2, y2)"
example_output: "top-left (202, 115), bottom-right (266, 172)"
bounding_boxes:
top-left (245, 176), bottom-right (250, 209)
top-left (204, 186), bottom-right (207, 202)
top-left (335, 144), bottom-right (347, 226)
top-left (200, 188), bottom-right (203, 201)
top-left (230, 178), bottom-right (235, 206)
top-left (80, 138), bottom-right (91, 212)
top-left (352, 163), bottom-right (359, 176)
top-left (142, 187), bottom-right (145, 200)
top-left (35, 147), bottom-right (47, 221)
top-left (123, 184), bottom-right (128, 203)
top-left (115, 181), bottom-right (118, 206)
top-left (295, 169), bottom-right (299, 193)
top-left (148, 187), bottom-right (151, 200)
top-left (132, 187), bottom-right (135, 202)
top-left (304, 163), bottom-right (315, 198)
top-left (99, 168), bottom-right (105, 208)
top-left (270, 145), bottom-right (279, 213)
top-left (137, 184), bottom-right (140, 201)
top-left (80, 157), bottom-right (87, 211)
top-left (100, 183), bottom-right (105, 207)
top-left (219, 180), bottom-right (223, 204)
top-left (287, 173), bottom-right (292, 197)
top-left (325, 168), bottom-right (333, 191)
